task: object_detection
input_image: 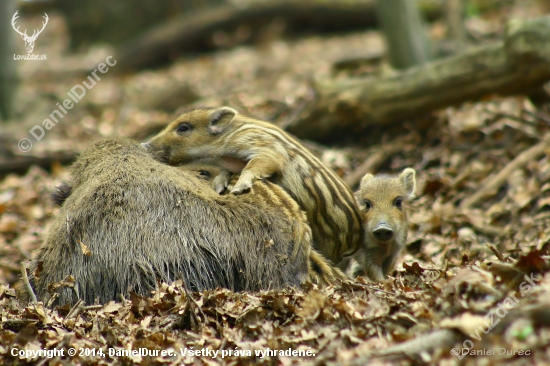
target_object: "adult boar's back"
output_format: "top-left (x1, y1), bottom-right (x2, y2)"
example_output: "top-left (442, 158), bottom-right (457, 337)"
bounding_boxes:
top-left (27, 138), bottom-right (310, 306)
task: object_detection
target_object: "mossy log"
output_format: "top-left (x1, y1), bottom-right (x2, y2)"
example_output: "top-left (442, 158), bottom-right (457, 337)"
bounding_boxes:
top-left (288, 16), bottom-right (550, 142)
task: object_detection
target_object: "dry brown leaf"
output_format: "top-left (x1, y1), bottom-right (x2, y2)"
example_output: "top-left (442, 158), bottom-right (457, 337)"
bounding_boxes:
top-left (78, 240), bottom-right (92, 256)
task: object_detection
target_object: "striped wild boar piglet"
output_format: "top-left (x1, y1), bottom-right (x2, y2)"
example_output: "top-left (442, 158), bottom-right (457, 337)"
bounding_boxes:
top-left (350, 168), bottom-right (416, 281)
top-left (142, 107), bottom-right (364, 271)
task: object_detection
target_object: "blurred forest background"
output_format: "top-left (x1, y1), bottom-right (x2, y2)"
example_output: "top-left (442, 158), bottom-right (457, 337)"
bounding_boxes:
top-left (1, 0), bottom-right (550, 365)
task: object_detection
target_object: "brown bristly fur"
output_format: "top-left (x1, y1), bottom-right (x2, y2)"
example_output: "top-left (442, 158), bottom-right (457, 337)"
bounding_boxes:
top-left (20, 138), bottom-right (320, 306)
top-left (180, 164), bottom-right (349, 286)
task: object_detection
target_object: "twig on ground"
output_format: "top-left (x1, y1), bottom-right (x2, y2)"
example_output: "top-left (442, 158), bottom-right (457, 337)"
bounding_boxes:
top-left (460, 133), bottom-right (550, 209)
top-left (180, 277), bottom-right (205, 331)
top-left (20, 262), bottom-right (37, 304)
top-left (487, 244), bottom-right (506, 261)
top-left (83, 305), bottom-right (104, 311)
top-left (45, 293), bottom-right (59, 308)
top-left (65, 299), bottom-right (84, 321)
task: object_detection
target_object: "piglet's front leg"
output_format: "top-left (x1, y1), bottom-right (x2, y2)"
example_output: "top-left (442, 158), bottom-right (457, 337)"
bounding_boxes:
top-left (212, 169), bottom-right (232, 194)
top-left (230, 156), bottom-right (282, 194)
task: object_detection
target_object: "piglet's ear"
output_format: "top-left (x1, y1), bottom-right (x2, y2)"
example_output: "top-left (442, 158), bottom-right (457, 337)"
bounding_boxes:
top-left (359, 173), bottom-right (375, 192)
top-left (399, 168), bottom-right (416, 197)
top-left (209, 107), bottom-right (237, 134)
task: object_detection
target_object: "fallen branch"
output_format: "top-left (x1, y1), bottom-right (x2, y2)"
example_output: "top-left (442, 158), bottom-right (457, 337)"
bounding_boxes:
top-left (0, 152), bottom-right (76, 175)
top-left (115, 0), bottom-right (442, 71)
top-left (460, 133), bottom-right (550, 209)
top-left (289, 15), bottom-right (550, 141)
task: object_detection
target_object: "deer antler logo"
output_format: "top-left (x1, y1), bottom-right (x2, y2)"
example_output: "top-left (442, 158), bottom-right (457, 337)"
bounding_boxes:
top-left (11, 11), bottom-right (49, 54)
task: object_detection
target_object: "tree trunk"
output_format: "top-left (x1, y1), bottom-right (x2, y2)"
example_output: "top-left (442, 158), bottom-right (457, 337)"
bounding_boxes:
top-left (376, 0), bottom-right (431, 69)
top-left (0, 0), bottom-right (17, 122)
top-left (445, 0), bottom-right (468, 53)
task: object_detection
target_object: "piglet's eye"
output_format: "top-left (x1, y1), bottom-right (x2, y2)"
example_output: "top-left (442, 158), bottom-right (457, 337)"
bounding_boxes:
top-left (176, 123), bottom-right (191, 134)
top-left (394, 197), bottom-right (403, 209)
top-left (198, 170), bottom-right (211, 179)
top-left (364, 200), bottom-right (372, 210)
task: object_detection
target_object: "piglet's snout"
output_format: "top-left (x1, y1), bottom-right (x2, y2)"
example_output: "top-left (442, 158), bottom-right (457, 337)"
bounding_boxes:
top-left (373, 222), bottom-right (394, 241)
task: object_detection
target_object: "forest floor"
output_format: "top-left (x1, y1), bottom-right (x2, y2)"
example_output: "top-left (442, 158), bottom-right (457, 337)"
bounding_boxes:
top-left (1, 2), bottom-right (550, 365)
